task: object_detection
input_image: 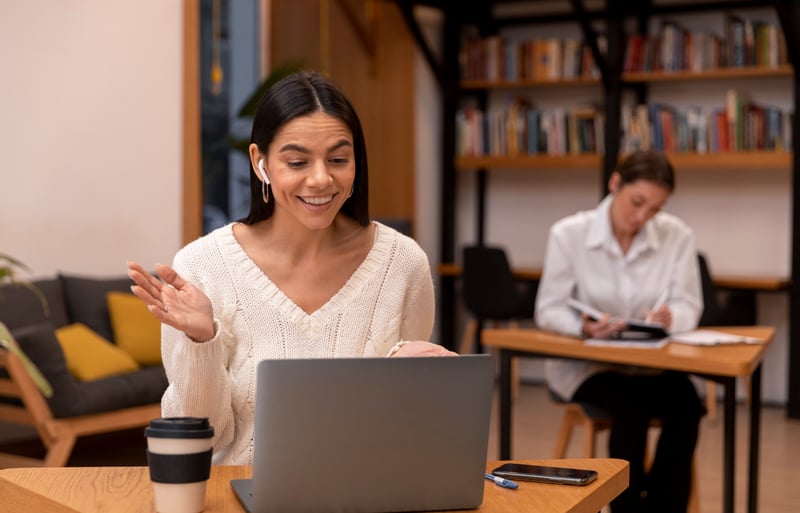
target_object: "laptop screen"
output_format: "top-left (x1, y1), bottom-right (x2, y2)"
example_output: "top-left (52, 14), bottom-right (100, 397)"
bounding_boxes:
top-left (233, 354), bottom-right (494, 513)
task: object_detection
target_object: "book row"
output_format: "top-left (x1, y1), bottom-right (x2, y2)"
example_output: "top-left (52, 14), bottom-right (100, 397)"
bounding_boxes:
top-left (625, 16), bottom-right (788, 73)
top-left (456, 103), bottom-right (604, 157)
top-left (455, 94), bottom-right (792, 158)
top-left (460, 35), bottom-right (603, 82)
top-left (460, 15), bottom-right (788, 82)
top-left (621, 91), bottom-right (793, 154)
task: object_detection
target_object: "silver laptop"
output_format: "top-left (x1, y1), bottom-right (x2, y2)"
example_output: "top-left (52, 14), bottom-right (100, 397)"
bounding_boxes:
top-left (230, 354), bottom-right (494, 513)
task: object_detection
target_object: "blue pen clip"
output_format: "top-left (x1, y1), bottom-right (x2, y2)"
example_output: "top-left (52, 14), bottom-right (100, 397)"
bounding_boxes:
top-left (485, 472), bottom-right (518, 489)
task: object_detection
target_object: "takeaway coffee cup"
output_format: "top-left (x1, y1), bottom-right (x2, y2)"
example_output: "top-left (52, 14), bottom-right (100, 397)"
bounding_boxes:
top-left (145, 417), bottom-right (215, 513)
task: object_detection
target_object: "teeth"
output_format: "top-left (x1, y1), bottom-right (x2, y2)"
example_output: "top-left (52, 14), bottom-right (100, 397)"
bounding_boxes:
top-left (301, 195), bottom-right (333, 205)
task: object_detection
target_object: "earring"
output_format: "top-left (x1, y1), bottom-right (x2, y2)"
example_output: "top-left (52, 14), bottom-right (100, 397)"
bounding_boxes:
top-left (348, 184), bottom-right (354, 199)
top-left (262, 181), bottom-right (270, 204)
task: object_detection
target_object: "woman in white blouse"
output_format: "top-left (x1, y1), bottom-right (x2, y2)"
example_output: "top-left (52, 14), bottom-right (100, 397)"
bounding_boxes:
top-left (535, 150), bottom-right (704, 513)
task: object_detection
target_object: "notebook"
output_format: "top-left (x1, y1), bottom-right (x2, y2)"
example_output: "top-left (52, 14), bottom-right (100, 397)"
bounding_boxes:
top-left (566, 297), bottom-right (669, 339)
top-left (230, 354), bottom-right (494, 513)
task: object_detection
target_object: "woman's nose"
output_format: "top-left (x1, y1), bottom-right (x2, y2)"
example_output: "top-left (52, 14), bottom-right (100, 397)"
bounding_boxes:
top-left (308, 160), bottom-right (333, 186)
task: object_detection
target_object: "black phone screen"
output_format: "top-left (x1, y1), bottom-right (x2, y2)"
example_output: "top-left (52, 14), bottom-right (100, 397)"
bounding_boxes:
top-left (491, 463), bottom-right (598, 485)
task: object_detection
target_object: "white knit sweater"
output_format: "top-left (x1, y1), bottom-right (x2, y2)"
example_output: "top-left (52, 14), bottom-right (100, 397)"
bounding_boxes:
top-left (159, 221), bottom-right (435, 465)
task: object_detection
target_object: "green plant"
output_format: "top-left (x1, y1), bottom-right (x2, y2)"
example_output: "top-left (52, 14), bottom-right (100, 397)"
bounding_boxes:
top-left (0, 253), bottom-right (48, 314)
top-left (0, 253), bottom-right (52, 396)
top-left (226, 61), bottom-right (304, 155)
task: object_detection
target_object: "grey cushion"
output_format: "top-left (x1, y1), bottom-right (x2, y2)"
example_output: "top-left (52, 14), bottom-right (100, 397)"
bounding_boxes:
top-left (0, 278), bottom-right (69, 331)
top-left (9, 322), bottom-right (77, 417)
top-left (59, 274), bottom-right (134, 342)
top-left (9, 322), bottom-right (167, 418)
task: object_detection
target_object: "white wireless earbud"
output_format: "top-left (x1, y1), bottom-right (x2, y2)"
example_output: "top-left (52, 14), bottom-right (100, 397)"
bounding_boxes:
top-left (258, 159), bottom-right (270, 185)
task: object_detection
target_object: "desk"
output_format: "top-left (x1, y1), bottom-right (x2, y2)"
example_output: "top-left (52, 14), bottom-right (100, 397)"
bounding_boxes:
top-left (438, 263), bottom-right (790, 291)
top-left (482, 326), bottom-right (774, 513)
top-left (0, 459), bottom-right (628, 513)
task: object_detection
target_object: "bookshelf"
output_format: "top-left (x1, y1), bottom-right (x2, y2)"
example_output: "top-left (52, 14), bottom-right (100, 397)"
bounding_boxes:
top-left (623, 65), bottom-right (793, 82)
top-left (396, 0), bottom-right (800, 418)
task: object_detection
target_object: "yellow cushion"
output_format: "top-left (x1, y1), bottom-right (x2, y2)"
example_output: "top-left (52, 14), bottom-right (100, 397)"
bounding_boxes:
top-left (55, 323), bottom-right (140, 381)
top-left (107, 291), bottom-right (162, 365)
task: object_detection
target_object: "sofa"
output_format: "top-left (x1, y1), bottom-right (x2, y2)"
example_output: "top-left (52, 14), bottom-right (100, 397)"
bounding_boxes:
top-left (0, 273), bottom-right (168, 466)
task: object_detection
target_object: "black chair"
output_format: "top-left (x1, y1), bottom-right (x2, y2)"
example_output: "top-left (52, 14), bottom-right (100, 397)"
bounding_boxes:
top-left (458, 245), bottom-right (536, 355)
top-left (697, 252), bottom-right (757, 327)
top-left (697, 252), bottom-right (757, 418)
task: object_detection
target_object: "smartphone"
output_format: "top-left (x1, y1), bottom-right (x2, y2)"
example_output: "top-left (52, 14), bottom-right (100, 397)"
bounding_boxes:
top-left (491, 463), bottom-right (598, 486)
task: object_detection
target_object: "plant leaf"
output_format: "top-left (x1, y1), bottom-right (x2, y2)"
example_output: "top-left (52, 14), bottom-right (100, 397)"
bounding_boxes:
top-left (0, 254), bottom-right (49, 314)
top-left (235, 61), bottom-right (305, 118)
top-left (0, 323), bottom-right (53, 398)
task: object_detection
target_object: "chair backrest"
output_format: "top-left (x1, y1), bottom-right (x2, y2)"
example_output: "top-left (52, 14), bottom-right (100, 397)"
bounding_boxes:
top-left (697, 252), bottom-right (757, 326)
top-left (697, 252), bottom-right (722, 326)
top-left (462, 245), bottom-right (534, 320)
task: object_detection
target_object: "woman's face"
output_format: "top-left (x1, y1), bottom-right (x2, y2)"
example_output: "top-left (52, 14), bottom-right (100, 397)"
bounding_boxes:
top-left (261, 112), bottom-right (356, 230)
top-left (609, 176), bottom-right (671, 238)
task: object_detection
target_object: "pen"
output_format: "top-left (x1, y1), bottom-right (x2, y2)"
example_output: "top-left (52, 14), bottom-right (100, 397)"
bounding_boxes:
top-left (646, 290), bottom-right (669, 322)
top-left (485, 473), bottom-right (518, 489)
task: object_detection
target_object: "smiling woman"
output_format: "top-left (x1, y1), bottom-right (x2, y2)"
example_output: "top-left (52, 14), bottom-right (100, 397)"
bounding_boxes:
top-left (249, 112), bottom-right (358, 232)
top-left (126, 70), bottom-right (454, 467)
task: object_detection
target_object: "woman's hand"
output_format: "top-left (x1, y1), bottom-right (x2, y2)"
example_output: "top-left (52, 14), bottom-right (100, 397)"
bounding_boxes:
top-left (581, 314), bottom-right (628, 340)
top-left (646, 305), bottom-right (672, 329)
top-left (127, 261), bottom-right (215, 342)
top-left (391, 341), bottom-right (458, 357)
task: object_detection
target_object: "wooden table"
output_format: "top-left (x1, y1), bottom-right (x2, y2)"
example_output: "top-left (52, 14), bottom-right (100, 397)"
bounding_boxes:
top-left (438, 263), bottom-right (790, 291)
top-left (482, 326), bottom-right (775, 513)
top-left (0, 458), bottom-right (628, 513)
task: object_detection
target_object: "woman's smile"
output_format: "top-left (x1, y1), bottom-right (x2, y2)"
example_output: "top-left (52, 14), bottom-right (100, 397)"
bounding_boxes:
top-left (300, 194), bottom-right (335, 206)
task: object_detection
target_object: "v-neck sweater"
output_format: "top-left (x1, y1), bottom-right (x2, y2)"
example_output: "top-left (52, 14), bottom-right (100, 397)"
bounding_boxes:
top-left (159, 221), bottom-right (435, 465)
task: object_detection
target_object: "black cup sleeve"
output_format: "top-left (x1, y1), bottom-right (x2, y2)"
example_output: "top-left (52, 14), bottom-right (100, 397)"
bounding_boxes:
top-left (147, 449), bottom-right (212, 484)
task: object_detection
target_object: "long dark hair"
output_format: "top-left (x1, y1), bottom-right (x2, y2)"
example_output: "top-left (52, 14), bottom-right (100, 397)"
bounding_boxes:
top-left (239, 71), bottom-right (369, 225)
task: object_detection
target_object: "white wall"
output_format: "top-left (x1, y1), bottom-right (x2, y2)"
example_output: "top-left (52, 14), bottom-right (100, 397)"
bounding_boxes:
top-left (0, 1), bottom-right (183, 278)
top-left (414, 8), bottom-right (792, 404)
top-left (414, 7), bottom-right (443, 302)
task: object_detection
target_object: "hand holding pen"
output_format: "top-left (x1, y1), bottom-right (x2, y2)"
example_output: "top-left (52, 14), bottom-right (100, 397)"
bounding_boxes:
top-left (645, 290), bottom-right (671, 328)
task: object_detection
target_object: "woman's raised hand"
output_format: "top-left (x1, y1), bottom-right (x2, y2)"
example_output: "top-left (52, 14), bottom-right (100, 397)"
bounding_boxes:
top-left (127, 261), bottom-right (215, 342)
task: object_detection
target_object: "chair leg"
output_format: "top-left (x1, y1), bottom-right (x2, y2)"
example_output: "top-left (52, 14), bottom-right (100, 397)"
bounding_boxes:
top-left (504, 320), bottom-right (521, 400)
top-left (551, 406), bottom-right (701, 513)
top-left (580, 416), bottom-right (597, 458)
top-left (553, 408), bottom-right (579, 458)
top-left (705, 381), bottom-right (717, 420)
top-left (459, 319), bottom-right (477, 354)
top-left (688, 457), bottom-right (701, 513)
top-left (511, 357), bottom-right (520, 401)
top-left (43, 434), bottom-right (76, 467)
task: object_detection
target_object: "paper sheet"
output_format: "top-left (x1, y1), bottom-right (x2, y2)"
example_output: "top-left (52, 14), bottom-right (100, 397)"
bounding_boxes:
top-left (669, 329), bottom-right (762, 346)
top-left (584, 337), bottom-right (669, 349)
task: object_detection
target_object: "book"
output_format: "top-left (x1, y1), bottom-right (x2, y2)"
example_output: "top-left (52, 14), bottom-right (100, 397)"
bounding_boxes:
top-left (566, 298), bottom-right (669, 339)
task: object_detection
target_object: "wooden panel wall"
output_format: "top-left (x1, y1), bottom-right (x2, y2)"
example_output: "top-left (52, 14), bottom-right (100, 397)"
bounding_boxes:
top-left (270, 0), bottom-right (417, 233)
top-left (183, 0), bottom-right (202, 245)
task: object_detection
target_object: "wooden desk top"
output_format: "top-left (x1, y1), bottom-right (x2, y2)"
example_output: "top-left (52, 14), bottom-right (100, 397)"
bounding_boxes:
top-left (482, 326), bottom-right (775, 378)
top-left (438, 263), bottom-right (790, 291)
top-left (0, 459), bottom-right (628, 513)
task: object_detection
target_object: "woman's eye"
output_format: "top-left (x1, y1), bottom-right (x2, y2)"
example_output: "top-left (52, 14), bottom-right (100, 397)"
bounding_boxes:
top-left (287, 160), bottom-right (307, 169)
top-left (329, 157), bottom-right (350, 165)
